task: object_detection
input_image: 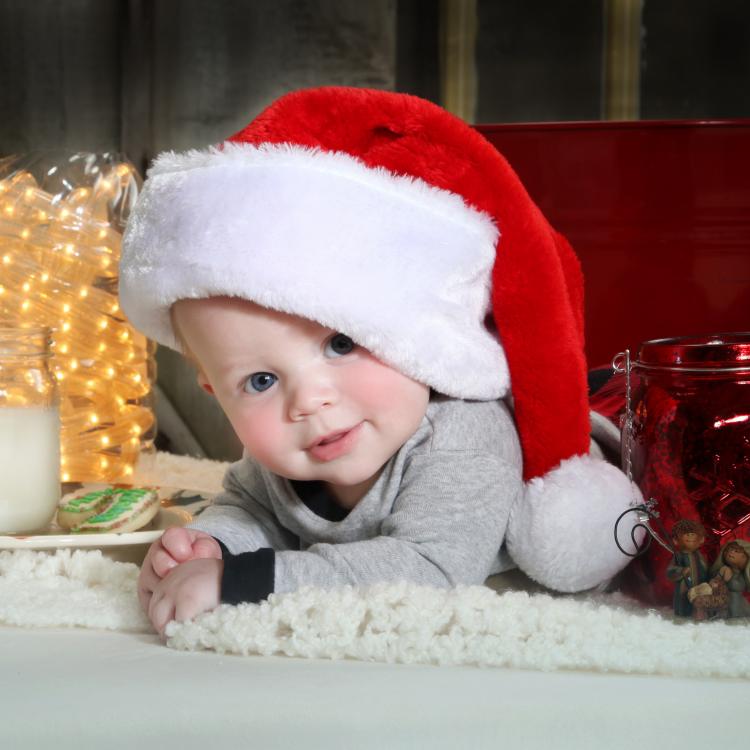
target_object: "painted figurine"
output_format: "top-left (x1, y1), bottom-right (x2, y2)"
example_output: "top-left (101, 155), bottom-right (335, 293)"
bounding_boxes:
top-left (687, 575), bottom-right (729, 621)
top-left (665, 518), bottom-right (709, 618)
top-left (710, 539), bottom-right (750, 618)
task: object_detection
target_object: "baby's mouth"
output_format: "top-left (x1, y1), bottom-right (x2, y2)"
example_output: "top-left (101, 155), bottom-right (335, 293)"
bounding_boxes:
top-left (307, 423), bottom-right (363, 461)
top-left (317, 430), bottom-right (349, 446)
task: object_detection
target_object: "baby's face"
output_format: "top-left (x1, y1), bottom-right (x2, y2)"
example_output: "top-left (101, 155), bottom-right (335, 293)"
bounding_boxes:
top-left (173, 297), bottom-right (430, 505)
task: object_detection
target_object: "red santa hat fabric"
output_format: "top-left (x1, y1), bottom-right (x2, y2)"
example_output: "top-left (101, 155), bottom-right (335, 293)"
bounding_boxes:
top-left (120, 87), bottom-right (639, 591)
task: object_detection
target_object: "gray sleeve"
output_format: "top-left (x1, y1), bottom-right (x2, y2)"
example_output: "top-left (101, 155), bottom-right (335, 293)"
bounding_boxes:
top-left (273, 451), bottom-right (521, 594)
top-left (187, 460), bottom-right (298, 552)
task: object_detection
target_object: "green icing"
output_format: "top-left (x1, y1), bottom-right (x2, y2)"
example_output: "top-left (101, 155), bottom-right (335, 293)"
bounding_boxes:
top-left (60, 489), bottom-right (113, 512)
top-left (79, 488), bottom-right (155, 526)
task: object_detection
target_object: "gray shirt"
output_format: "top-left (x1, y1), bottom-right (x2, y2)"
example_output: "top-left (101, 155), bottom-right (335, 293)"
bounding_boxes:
top-left (190, 395), bottom-right (523, 595)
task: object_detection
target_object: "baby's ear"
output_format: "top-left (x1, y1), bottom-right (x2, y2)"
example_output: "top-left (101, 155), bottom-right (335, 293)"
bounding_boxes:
top-left (196, 370), bottom-right (214, 395)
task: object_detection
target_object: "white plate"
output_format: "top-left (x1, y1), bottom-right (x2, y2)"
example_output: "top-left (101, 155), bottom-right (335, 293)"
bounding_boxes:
top-left (0, 507), bottom-right (193, 550)
top-left (0, 484), bottom-right (212, 552)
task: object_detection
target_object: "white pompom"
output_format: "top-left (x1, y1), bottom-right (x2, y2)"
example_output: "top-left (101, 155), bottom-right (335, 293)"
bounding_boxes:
top-left (506, 454), bottom-right (643, 592)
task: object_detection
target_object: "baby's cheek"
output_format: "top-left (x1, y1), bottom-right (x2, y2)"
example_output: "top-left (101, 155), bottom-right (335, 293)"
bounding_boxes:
top-left (347, 359), bottom-right (405, 409)
top-left (350, 359), bottom-right (428, 417)
top-left (231, 409), bottom-right (284, 464)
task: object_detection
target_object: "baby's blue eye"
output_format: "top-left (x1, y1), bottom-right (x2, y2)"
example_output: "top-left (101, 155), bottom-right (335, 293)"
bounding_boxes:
top-left (325, 333), bottom-right (355, 358)
top-left (244, 372), bottom-right (277, 393)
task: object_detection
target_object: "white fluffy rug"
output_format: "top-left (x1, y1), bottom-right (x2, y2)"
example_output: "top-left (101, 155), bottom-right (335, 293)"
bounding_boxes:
top-left (1, 451), bottom-right (748, 679)
top-left (1, 548), bottom-right (749, 678)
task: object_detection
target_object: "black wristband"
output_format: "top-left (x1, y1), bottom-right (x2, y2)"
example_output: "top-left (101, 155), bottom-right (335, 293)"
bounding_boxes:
top-left (215, 541), bottom-right (275, 605)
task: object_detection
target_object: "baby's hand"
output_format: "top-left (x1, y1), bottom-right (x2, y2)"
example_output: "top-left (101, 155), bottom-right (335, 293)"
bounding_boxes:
top-left (158, 527), bottom-right (222, 573)
top-left (148, 557), bottom-right (223, 636)
top-left (138, 528), bottom-right (221, 614)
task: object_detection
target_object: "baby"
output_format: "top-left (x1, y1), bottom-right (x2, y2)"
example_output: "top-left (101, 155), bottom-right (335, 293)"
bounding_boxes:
top-left (120, 87), bottom-right (638, 634)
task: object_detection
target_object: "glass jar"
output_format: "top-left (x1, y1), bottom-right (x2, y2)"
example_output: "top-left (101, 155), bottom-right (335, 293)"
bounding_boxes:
top-left (0, 326), bottom-right (60, 533)
top-left (623, 332), bottom-right (750, 606)
top-left (0, 152), bottom-right (156, 483)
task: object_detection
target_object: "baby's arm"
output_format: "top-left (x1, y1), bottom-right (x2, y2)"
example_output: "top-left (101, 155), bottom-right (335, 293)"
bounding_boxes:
top-left (222, 452), bottom-right (519, 602)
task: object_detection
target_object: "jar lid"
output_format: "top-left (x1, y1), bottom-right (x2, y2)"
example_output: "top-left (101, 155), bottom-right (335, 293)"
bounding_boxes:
top-left (636, 332), bottom-right (750, 369)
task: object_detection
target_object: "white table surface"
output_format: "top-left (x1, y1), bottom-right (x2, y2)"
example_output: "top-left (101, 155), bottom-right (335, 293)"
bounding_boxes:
top-left (1, 623), bottom-right (745, 750)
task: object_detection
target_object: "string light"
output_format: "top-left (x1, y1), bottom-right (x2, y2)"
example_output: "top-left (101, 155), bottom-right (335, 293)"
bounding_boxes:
top-left (0, 160), bottom-right (155, 482)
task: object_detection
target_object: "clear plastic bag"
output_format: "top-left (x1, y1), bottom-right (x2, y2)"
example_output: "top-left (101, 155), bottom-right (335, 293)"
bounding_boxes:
top-left (0, 151), bottom-right (156, 482)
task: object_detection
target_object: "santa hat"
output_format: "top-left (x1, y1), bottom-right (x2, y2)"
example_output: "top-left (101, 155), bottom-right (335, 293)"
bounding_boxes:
top-left (120, 87), bottom-right (639, 592)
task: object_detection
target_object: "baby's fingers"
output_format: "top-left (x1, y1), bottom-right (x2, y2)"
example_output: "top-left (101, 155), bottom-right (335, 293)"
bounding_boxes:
top-left (160, 526), bottom-right (196, 561)
top-left (151, 546), bottom-right (180, 578)
top-left (174, 591), bottom-right (210, 626)
top-left (192, 534), bottom-right (222, 560)
top-left (148, 590), bottom-right (175, 638)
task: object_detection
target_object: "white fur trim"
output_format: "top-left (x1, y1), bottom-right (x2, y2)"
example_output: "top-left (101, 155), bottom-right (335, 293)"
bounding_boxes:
top-left (506, 454), bottom-right (643, 593)
top-left (120, 143), bottom-right (509, 400)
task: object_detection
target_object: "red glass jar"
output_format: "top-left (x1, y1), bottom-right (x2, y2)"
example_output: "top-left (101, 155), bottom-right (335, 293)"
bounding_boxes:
top-left (622, 333), bottom-right (750, 606)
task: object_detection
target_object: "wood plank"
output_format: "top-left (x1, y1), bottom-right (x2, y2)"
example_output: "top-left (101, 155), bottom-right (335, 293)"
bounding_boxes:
top-left (0, 0), bottom-right (121, 153)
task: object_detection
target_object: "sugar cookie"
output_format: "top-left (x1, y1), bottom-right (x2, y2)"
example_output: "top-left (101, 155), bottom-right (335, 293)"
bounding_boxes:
top-left (73, 488), bottom-right (160, 533)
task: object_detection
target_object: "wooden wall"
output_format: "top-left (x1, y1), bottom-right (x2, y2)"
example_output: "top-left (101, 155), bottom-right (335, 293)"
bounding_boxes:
top-left (1, 0), bottom-right (747, 459)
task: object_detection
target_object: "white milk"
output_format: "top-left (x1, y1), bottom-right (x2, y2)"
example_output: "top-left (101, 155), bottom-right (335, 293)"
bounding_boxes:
top-left (0, 407), bottom-right (60, 534)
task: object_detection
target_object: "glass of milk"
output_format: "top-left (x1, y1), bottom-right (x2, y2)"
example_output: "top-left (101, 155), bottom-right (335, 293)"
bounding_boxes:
top-left (0, 326), bottom-right (60, 534)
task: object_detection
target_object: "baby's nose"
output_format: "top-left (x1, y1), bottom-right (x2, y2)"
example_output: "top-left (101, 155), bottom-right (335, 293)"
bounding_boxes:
top-left (287, 379), bottom-right (338, 420)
